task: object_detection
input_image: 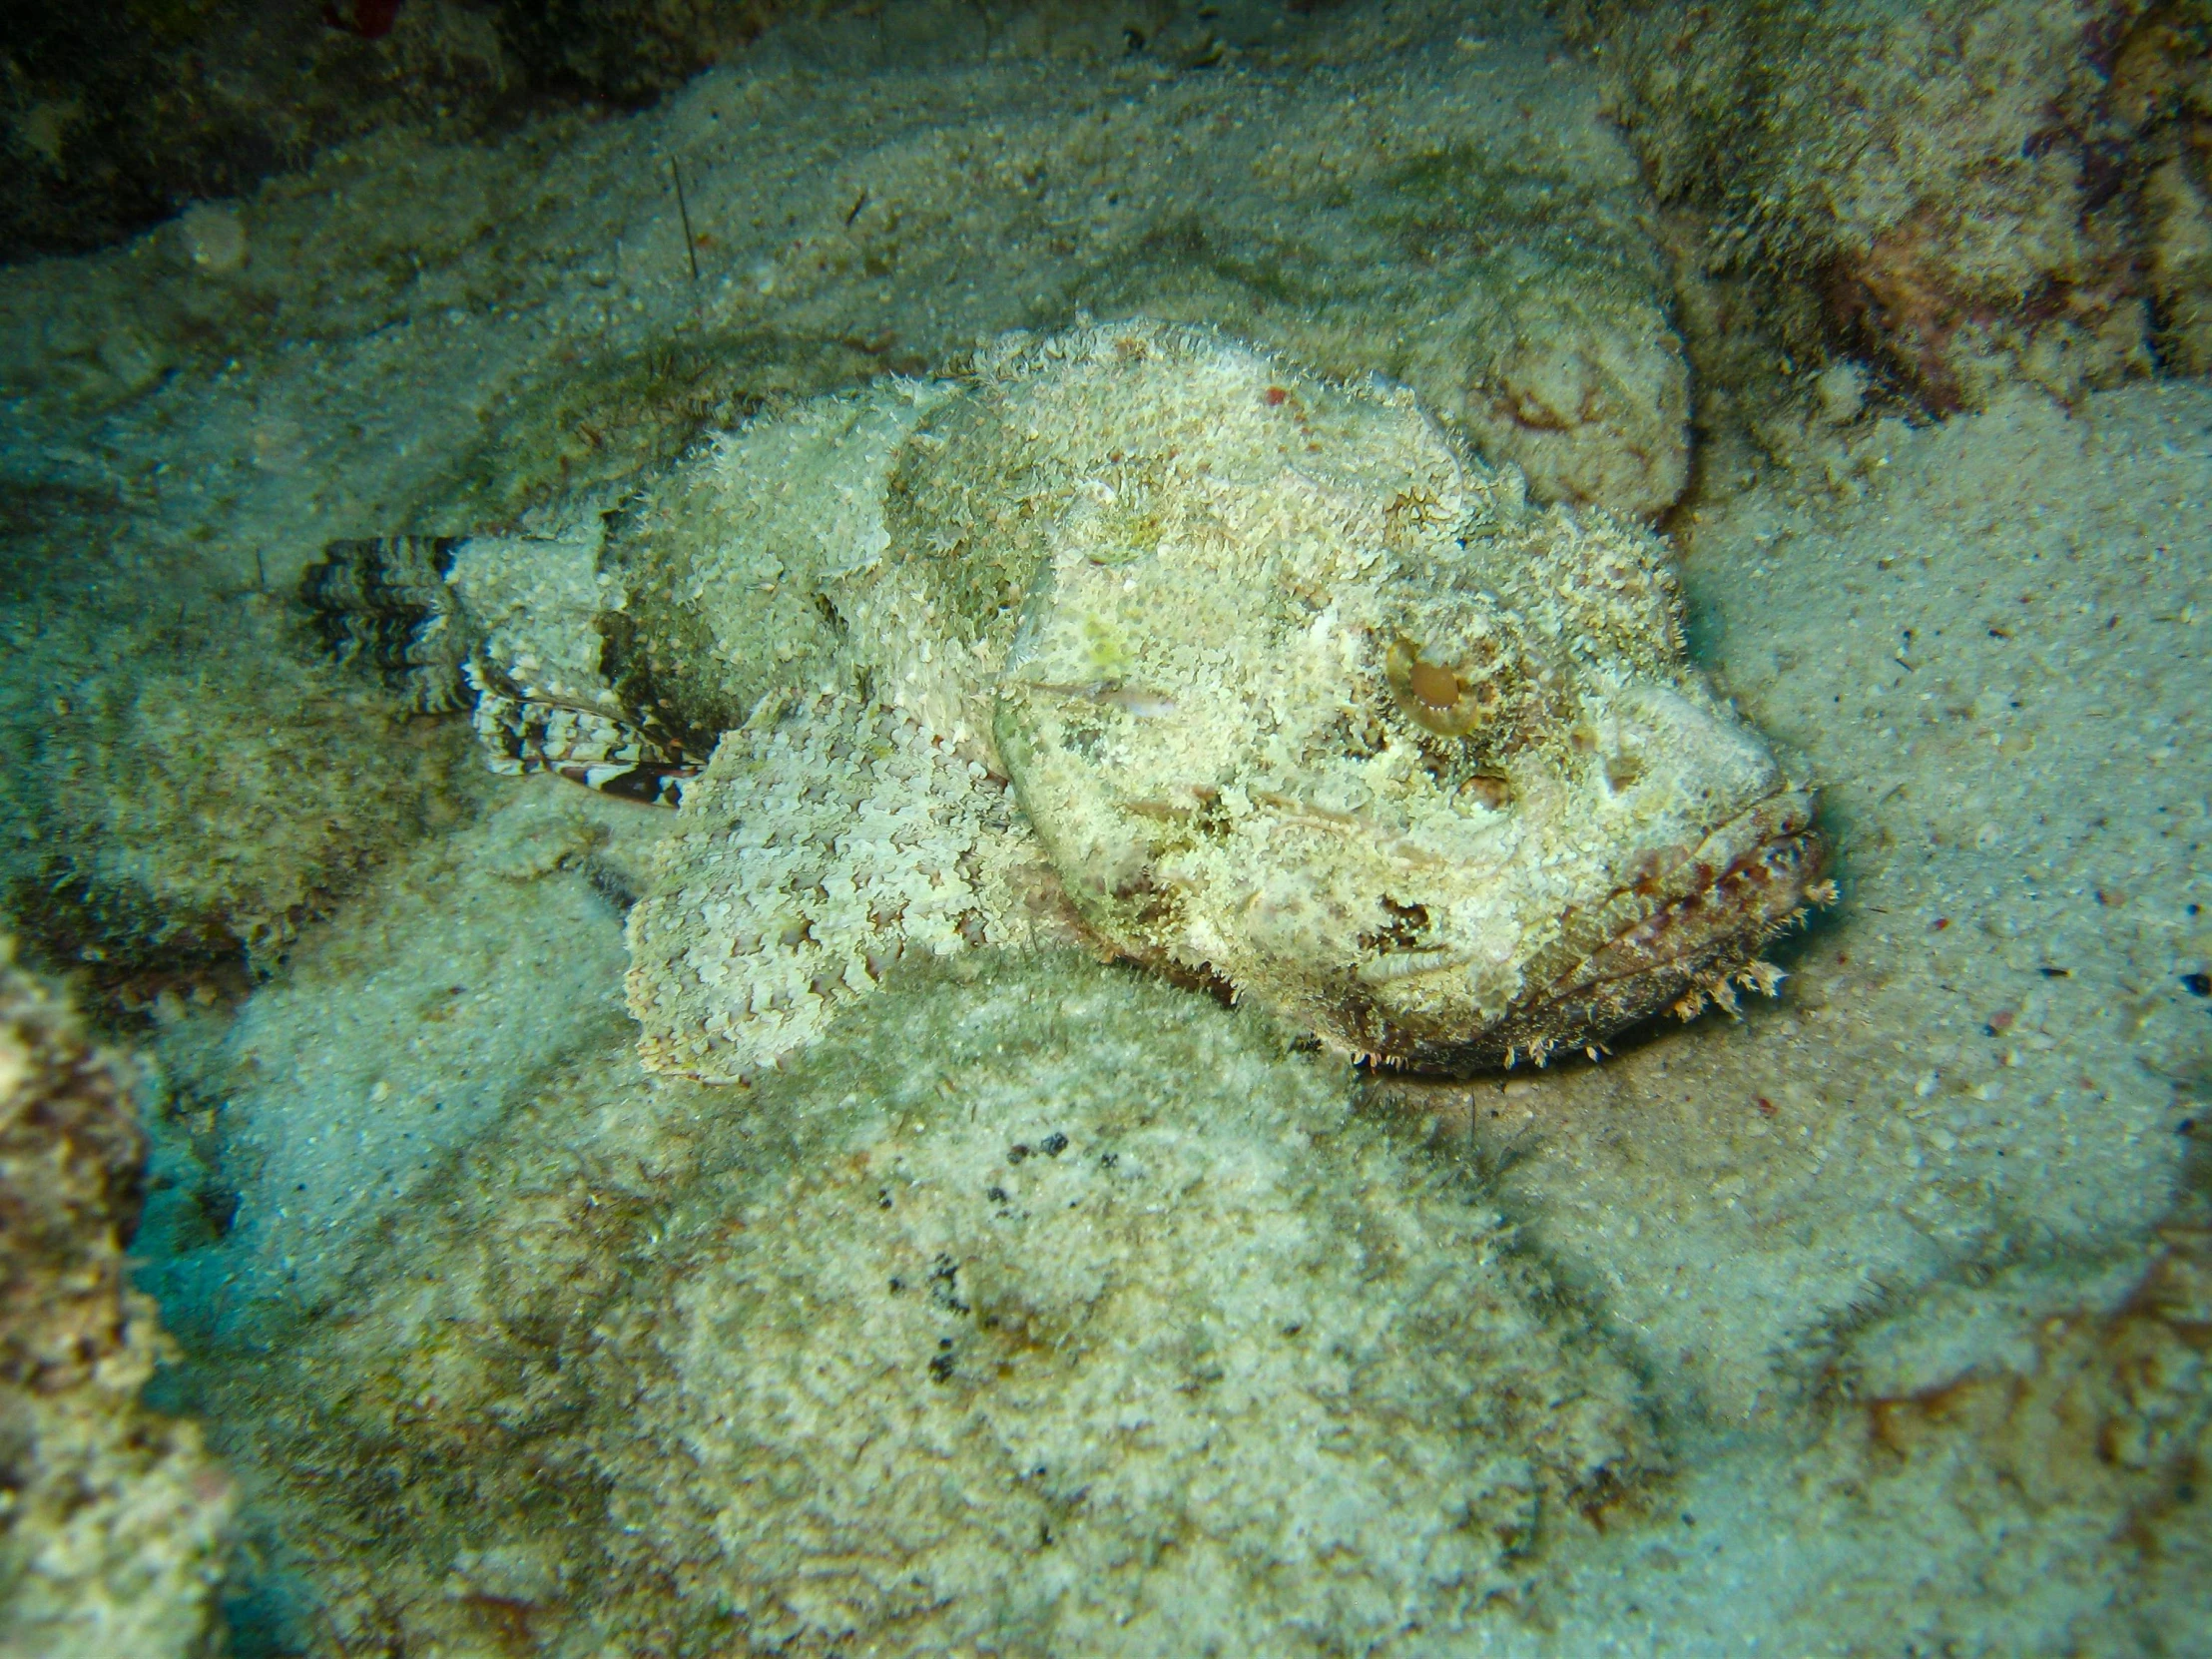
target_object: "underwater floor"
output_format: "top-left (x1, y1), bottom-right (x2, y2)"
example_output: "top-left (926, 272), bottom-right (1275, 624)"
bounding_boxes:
top-left (2, 0), bottom-right (2207, 1653)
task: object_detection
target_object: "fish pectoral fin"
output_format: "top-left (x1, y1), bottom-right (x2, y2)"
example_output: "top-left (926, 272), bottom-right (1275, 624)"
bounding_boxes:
top-left (624, 691), bottom-right (1051, 1083)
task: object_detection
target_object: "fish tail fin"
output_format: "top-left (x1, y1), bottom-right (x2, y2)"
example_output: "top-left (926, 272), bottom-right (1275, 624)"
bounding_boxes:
top-left (299, 536), bottom-right (470, 713)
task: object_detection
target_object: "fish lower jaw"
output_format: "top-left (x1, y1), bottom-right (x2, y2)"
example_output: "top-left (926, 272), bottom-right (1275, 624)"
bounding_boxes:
top-left (1491, 819), bottom-right (1830, 1071)
top-left (1340, 801), bottom-right (1830, 1075)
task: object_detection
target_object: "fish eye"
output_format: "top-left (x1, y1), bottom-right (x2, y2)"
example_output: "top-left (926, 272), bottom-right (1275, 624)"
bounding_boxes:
top-left (1385, 636), bottom-right (1504, 738)
top-left (1407, 656), bottom-right (1461, 712)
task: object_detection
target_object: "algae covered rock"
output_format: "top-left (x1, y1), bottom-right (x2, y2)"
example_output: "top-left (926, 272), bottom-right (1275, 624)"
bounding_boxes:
top-left (0, 942), bottom-right (231, 1656)
top-left (307, 321), bottom-right (1826, 1084)
top-left (1084, 138), bottom-right (1694, 518)
top-left (4, 592), bottom-right (467, 990)
top-left (1580, 0), bottom-right (2212, 410)
top-left (204, 953), bottom-right (1655, 1657)
top-left (1697, 1227), bottom-right (2212, 1654)
top-left (588, 954), bottom-right (1656, 1654)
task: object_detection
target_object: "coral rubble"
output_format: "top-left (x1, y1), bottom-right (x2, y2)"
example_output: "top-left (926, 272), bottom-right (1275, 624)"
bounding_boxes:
top-left (0, 943), bottom-right (231, 1657)
top-left (1577, 0), bottom-right (2212, 411)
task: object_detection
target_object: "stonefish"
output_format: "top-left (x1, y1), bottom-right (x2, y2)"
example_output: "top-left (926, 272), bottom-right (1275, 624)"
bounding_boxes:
top-left (306, 323), bottom-right (1828, 1082)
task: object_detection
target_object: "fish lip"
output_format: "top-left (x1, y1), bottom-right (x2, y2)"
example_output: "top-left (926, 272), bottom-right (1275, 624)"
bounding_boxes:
top-left (1557, 785), bottom-right (1829, 996)
top-left (1358, 786), bottom-right (1830, 1074)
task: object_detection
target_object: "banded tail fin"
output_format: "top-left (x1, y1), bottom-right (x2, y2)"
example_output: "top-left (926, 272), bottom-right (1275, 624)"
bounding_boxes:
top-left (302, 533), bottom-right (701, 805)
top-left (300, 536), bottom-right (468, 713)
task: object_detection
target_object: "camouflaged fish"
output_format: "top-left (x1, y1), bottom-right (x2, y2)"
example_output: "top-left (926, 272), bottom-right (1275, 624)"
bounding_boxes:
top-left (305, 322), bottom-right (1830, 1082)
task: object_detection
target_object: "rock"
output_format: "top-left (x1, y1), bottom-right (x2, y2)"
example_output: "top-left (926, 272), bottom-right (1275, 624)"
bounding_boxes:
top-left (0, 942), bottom-right (231, 1657)
top-left (173, 203), bottom-right (247, 276)
top-left (1579, 0), bottom-right (2212, 411)
top-left (192, 953), bottom-right (1658, 1657)
top-left (4, 591), bottom-right (469, 996)
top-left (1814, 357), bottom-right (1867, 425)
top-left (1082, 139), bottom-right (1693, 517)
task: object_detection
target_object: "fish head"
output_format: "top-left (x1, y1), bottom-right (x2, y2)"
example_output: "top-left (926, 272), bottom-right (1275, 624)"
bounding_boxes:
top-left (989, 334), bottom-right (1827, 1071)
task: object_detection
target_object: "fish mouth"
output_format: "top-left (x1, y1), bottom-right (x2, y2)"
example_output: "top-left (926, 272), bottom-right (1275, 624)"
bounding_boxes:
top-left (1366, 787), bottom-right (1830, 1073)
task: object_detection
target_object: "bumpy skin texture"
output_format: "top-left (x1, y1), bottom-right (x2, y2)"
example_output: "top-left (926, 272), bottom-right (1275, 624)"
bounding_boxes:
top-left (307, 323), bottom-right (1825, 1083)
top-left (961, 331), bottom-right (1820, 1072)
